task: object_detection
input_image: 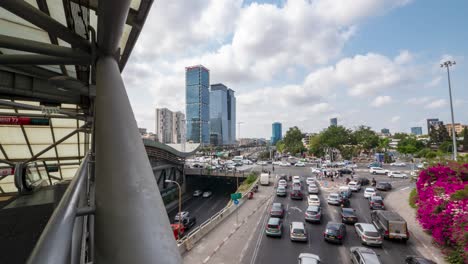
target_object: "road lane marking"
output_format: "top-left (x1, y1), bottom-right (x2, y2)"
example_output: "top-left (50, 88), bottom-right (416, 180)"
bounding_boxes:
top-left (203, 256), bottom-right (210, 264)
top-left (400, 187), bottom-right (410, 191)
top-left (240, 201), bottom-right (269, 262)
top-left (250, 196), bottom-right (272, 264)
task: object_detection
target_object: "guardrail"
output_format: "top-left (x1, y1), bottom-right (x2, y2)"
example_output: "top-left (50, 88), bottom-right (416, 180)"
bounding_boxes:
top-left (184, 168), bottom-right (250, 178)
top-left (177, 177), bottom-right (259, 255)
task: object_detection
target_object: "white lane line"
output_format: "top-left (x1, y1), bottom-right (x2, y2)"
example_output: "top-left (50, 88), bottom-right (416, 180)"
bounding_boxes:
top-left (383, 248), bottom-right (389, 255)
top-left (203, 256), bottom-right (211, 264)
top-left (240, 201), bottom-right (270, 262)
top-left (250, 197), bottom-right (272, 264)
top-left (400, 187), bottom-right (410, 191)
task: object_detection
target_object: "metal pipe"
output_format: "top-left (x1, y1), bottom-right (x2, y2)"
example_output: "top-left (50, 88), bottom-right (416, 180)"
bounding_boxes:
top-left (0, 100), bottom-right (86, 120)
top-left (446, 66), bottom-right (457, 161)
top-left (94, 56), bottom-right (181, 263)
top-left (0, 34), bottom-right (91, 58)
top-left (26, 154), bottom-right (90, 264)
top-left (97, 0), bottom-right (131, 55)
top-left (0, 0), bottom-right (91, 51)
top-left (0, 54), bottom-right (91, 65)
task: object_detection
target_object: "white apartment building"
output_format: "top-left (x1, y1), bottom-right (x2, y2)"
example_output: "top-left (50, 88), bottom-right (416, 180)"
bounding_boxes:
top-left (156, 108), bottom-right (185, 144)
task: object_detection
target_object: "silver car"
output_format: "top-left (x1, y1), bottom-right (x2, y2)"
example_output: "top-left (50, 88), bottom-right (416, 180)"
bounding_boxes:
top-left (298, 253), bottom-right (321, 264)
top-left (350, 247), bottom-right (382, 264)
top-left (308, 184), bottom-right (319, 194)
top-left (327, 193), bottom-right (341, 205)
top-left (354, 223), bottom-right (383, 246)
top-left (290, 222), bottom-right (308, 242)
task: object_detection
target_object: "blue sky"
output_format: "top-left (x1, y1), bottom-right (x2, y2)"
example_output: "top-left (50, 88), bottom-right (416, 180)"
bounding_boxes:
top-left (123, 0), bottom-right (467, 138)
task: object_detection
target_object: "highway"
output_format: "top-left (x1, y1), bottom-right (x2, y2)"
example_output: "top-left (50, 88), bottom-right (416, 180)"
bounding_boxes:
top-left (241, 165), bottom-right (420, 264)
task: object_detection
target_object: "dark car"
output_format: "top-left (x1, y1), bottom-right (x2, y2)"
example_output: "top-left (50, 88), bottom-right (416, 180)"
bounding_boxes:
top-left (338, 168), bottom-right (353, 174)
top-left (323, 222), bottom-right (346, 244)
top-left (174, 215), bottom-right (196, 230)
top-left (341, 208), bottom-right (358, 224)
top-left (270, 203), bottom-right (285, 218)
top-left (291, 189), bottom-right (304, 200)
top-left (356, 177), bottom-right (370, 186)
top-left (338, 193), bottom-right (350, 207)
top-left (376, 182), bottom-right (392, 191)
top-left (405, 256), bottom-right (436, 264)
top-left (279, 174), bottom-right (288, 181)
top-left (369, 196), bottom-right (385, 210)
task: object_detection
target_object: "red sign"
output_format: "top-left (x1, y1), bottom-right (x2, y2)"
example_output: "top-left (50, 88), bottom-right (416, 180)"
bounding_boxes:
top-left (0, 168), bottom-right (14, 176)
top-left (0, 116), bottom-right (49, 126)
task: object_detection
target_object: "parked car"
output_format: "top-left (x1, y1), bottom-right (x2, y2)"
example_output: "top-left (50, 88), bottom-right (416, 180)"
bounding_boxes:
top-left (293, 175), bottom-right (301, 181)
top-left (174, 213), bottom-right (196, 230)
top-left (308, 184), bottom-right (319, 194)
top-left (202, 191), bottom-right (213, 198)
top-left (371, 210), bottom-right (409, 242)
top-left (265, 217), bottom-right (283, 237)
top-left (369, 167), bottom-right (389, 175)
top-left (270, 203), bottom-right (285, 218)
top-left (327, 193), bottom-right (342, 205)
top-left (280, 161), bottom-right (291, 167)
top-left (367, 162), bottom-right (382, 168)
top-left (354, 223), bottom-right (383, 247)
top-left (193, 190), bottom-right (203, 197)
top-left (295, 161), bottom-right (306, 167)
top-left (376, 182), bottom-right (392, 191)
top-left (291, 189), bottom-right (304, 200)
top-left (388, 171), bottom-right (408, 179)
top-left (305, 205), bottom-right (322, 223)
top-left (405, 256), bottom-right (436, 264)
top-left (174, 211), bottom-right (190, 222)
top-left (356, 177), bottom-right (370, 186)
top-left (348, 181), bottom-right (361, 192)
top-left (341, 208), bottom-right (358, 224)
top-left (276, 186), bottom-right (287, 197)
top-left (298, 253), bottom-right (321, 264)
top-left (323, 222), bottom-right (346, 244)
top-left (369, 196), bottom-right (385, 210)
top-left (306, 177), bottom-right (316, 185)
top-left (290, 222), bottom-right (308, 242)
top-left (307, 194), bottom-right (321, 206)
top-left (363, 188), bottom-right (376, 199)
top-left (350, 247), bottom-right (382, 264)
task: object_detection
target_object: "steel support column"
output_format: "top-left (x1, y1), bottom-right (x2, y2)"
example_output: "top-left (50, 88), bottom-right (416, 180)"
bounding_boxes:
top-left (94, 56), bottom-right (181, 263)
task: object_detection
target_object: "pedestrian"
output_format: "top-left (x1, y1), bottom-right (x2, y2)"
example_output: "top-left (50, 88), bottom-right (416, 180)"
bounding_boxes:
top-left (268, 170), bottom-right (271, 176)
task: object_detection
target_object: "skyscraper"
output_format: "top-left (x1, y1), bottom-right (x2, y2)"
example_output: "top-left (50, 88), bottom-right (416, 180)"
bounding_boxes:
top-left (271, 122), bottom-right (282, 145)
top-left (186, 65), bottom-right (210, 144)
top-left (411, 127), bottom-right (423, 135)
top-left (227, 88), bottom-right (236, 144)
top-left (210, 84), bottom-right (228, 145)
top-left (330, 118), bottom-right (338, 126)
top-left (172, 111), bottom-right (185, 144)
top-left (381, 128), bottom-right (390, 135)
top-left (427, 118), bottom-right (443, 134)
top-left (156, 108), bottom-right (173, 143)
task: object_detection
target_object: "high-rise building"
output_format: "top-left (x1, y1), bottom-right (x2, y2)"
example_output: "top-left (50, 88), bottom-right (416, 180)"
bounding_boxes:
top-left (445, 123), bottom-right (467, 134)
top-left (172, 111), bottom-right (185, 144)
top-left (271, 122), bottom-right (282, 145)
top-left (227, 88), bottom-right (236, 144)
top-left (411, 127), bottom-right (423, 135)
top-left (427, 118), bottom-right (443, 134)
top-left (186, 65), bottom-right (210, 144)
top-left (330, 118), bottom-right (338, 126)
top-left (156, 108), bottom-right (173, 143)
top-left (381, 128), bottom-right (390, 135)
top-left (210, 84), bottom-right (228, 145)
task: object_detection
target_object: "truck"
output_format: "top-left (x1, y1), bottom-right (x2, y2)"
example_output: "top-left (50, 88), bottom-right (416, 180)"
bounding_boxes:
top-left (260, 173), bottom-right (269, 185)
top-left (371, 210), bottom-right (409, 242)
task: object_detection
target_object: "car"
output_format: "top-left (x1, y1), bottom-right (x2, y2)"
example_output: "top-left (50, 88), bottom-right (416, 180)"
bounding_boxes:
top-left (311, 168), bottom-right (322, 174)
top-left (416, 163), bottom-right (427, 169)
top-left (256, 161), bottom-right (268, 165)
top-left (273, 161), bottom-right (282, 165)
top-left (350, 247), bottom-right (382, 264)
top-left (348, 181), bottom-right (361, 192)
top-left (202, 191), bottom-right (212, 198)
top-left (292, 180), bottom-right (302, 190)
top-left (242, 159), bottom-right (253, 165)
top-left (354, 223), bottom-right (383, 247)
top-left (295, 161), bottom-right (306, 167)
top-left (388, 171), bottom-right (408, 178)
top-left (276, 186), bottom-right (287, 197)
top-left (290, 222), bottom-right (308, 242)
top-left (174, 214), bottom-right (196, 230)
top-left (307, 195), bottom-right (321, 206)
top-left (193, 190), bottom-right (203, 197)
top-left (347, 164), bottom-right (358, 168)
top-left (291, 189), bottom-right (304, 200)
top-left (298, 253), bottom-right (321, 264)
top-left (308, 184), bottom-right (319, 194)
top-left (371, 210), bottom-right (409, 241)
top-left (280, 161), bottom-right (291, 167)
top-left (327, 193), bottom-right (342, 205)
top-left (278, 174), bottom-right (288, 181)
top-left (323, 222), bottom-right (346, 244)
top-left (305, 205), bottom-right (322, 223)
top-left (306, 177), bottom-right (316, 185)
top-left (405, 256), bottom-right (437, 264)
top-left (356, 177), bottom-right (370, 186)
top-left (293, 175), bottom-right (301, 181)
top-left (278, 179), bottom-right (288, 188)
top-left (270, 203), bottom-right (285, 218)
top-left (341, 208), bottom-right (358, 224)
top-left (376, 182), bottom-right (392, 191)
top-left (369, 196), bottom-right (385, 210)
top-left (174, 211), bottom-right (190, 222)
top-left (339, 186), bottom-right (352, 199)
top-left (367, 162), bottom-right (382, 168)
top-left (363, 188), bottom-right (376, 198)
top-left (338, 168), bottom-right (353, 174)
top-left (265, 217), bottom-right (283, 237)
top-left (369, 167), bottom-right (389, 175)
top-left (391, 162), bottom-right (406, 167)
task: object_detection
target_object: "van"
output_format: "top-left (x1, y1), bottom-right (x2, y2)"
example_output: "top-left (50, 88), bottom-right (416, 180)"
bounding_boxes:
top-left (371, 211), bottom-right (409, 242)
top-left (290, 222), bottom-right (307, 242)
top-left (260, 173), bottom-right (269, 185)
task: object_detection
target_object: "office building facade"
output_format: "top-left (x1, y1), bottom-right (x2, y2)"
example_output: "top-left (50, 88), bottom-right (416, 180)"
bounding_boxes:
top-left (445, 123), bottom-right (467, 134)
top-left (186, 65), bottom-right (210, 144)
top-left (156, 108), bottom-right (174, 143)
top-left (330, 118), bottom-right (338, 126)
top-left (411, 127), bottom-right (423, 135)
top-left (427, 118), bottom-right (444, 134)
top-left (227, 88), bottom-right (236, 144)
top-left (271, 122), bottom-right (282, 145)
top-left (172, 111), bottom-right (185, 144)
top-left (381, 128), bottom-right (390, 135)
top-left (210, 84), bottom-right (229, 145)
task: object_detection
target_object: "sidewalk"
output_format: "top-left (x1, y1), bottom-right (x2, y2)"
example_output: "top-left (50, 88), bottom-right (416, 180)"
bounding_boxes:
top-left (183, 185), bottom-right (274, 264)
top-left (385, 188), bottom-right (447, 264)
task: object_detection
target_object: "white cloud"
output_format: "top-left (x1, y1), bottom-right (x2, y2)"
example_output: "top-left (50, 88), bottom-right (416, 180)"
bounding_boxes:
top-left (406, 96), bottom-right (432, 105)
top-left (395, 50), bottom-right (413, 64)
top-left (425, 99), bottom-right (447, 109)
top-left (425, 76), bottom-right (442, 88)
top-left (371, 96), bottom-right (392, 107)
top-left (391, 116), bottom-right (401, 123)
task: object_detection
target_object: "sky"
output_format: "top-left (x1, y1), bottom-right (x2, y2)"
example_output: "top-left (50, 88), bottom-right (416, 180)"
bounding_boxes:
top-left (122, 0), bottom-right (468, 139)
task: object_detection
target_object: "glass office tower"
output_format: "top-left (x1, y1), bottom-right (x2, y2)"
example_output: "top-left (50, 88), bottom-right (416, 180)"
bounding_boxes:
top-left (271, 122), bottom-right (282, 145)
top-left (186, 65), bottom-right (210, 144)
top-left (227, 88), bottom-right (236, 144)
top-left (210, 84), bottom-right (228, 145)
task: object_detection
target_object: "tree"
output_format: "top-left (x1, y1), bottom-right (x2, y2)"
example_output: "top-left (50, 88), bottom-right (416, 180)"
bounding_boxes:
top-left (308, 134), bottom-right (326, 157)
top-left (438, 126), bottom-right (450, 143)
top-left (438, 141), bottom-right (453, 153)
top-left (320, 125), bottom-right (352, 150)
top-left (377, 138), bottom-right (390, 153)
top-left (462, 127), bottom-right (468, 151)
top-left (393, 133), bottom-right (409, 140)
top-left (340, 145), bottom-right (359, 160)
top-left (276, 140), bottom-right (285, 153)
top-left (282, 126), bottom-right (306, 155)
top-left (353, 126), bottom-right (379, 153)
top-left (397, 136), bottom-right (425, 155)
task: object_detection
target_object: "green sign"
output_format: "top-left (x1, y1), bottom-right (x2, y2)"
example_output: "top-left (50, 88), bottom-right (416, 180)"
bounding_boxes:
top-left (230, 193), bottom-right (242, 200)
top-left (46, 166), bottom-right (59, 172)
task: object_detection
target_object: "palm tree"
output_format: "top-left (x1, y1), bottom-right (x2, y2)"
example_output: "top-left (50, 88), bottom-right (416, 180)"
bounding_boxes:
top-left (378, 138), bottom-right (390, 153)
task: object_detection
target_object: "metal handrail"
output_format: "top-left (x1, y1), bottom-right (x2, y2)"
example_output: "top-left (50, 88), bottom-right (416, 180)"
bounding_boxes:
top-left (27, 154), bottom-right (90, 264)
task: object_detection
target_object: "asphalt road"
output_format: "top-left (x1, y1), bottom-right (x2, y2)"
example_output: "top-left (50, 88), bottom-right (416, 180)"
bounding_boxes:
top-left (241, 165), bottom-right (421, 264)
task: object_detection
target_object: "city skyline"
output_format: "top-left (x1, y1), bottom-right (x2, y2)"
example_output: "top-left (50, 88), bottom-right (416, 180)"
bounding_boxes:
top-left (123, 0), bottom-right (468, 138)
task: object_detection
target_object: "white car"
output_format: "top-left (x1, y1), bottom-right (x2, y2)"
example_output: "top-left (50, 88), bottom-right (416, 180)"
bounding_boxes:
top-left (280, 162), bottom-right (291, 167)
top-left (308, 184), bottom-right (319, 194)
top-left (363, 188), bottom-right (376, 198)
top-left (242, 159), bottom-right (253, 165)
top-left (369, 167), bottom-right (389, 175)
top-left (388, 171), bottom-right (408, 179)
top-left (256, 161), bottom-right (267, 165)
top-left (348, 181), bottom-right (361, 192)
top-left (272, 161), bottom-right (282, 166)
top-left (295, 161), bottom-right (306, 167)
top-left (193, 190), bottom-right (203, 197)
top-left (202, 191), bottom-right (212, 198)
top-left (278, 179), bottom-right (288, 188)
top-left (306, 177), bottom-right (315, 185)
top-left (347, 164), bottom-right (358, 168)
top-left (298, 253), bottom-right (320, 264)
top-left (293, 175), bottom-right (301, 181)
top-left (307, 195), bottom-right (321, 206)
top-left (354, 223), bottom-right (383, 246)
top-left (390, 162), bottom-right (406, 167)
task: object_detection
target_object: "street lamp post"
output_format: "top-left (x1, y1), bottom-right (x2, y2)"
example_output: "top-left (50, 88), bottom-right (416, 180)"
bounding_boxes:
top-left (165, 180), bottom-right (182, 239)
top-left (441, 60), bottom-right (458, 161)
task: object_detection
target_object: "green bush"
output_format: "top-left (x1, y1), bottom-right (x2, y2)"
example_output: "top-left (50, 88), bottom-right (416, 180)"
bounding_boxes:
top-left (446, 247), bottom-right (466, 264)
top-left (409, 188), bottom-right (418, 208)
top-left (245, 172), bottom-right (258, 185)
